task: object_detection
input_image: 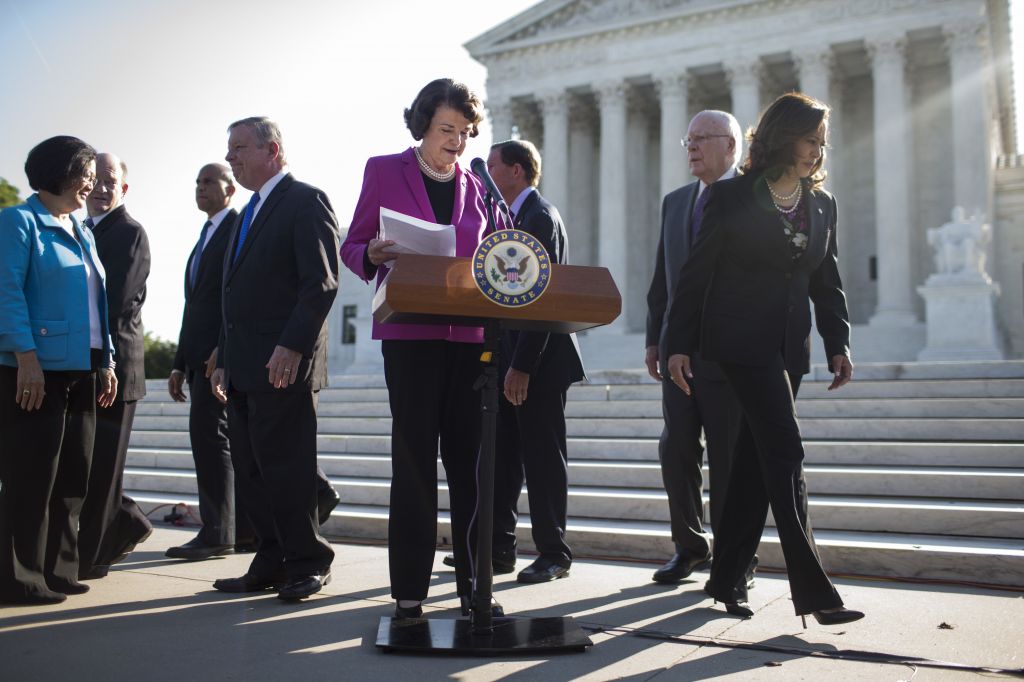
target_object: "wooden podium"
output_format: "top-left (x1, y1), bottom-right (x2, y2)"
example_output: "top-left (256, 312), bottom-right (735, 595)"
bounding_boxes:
top-left (372, 254), bottom-right (620, 655)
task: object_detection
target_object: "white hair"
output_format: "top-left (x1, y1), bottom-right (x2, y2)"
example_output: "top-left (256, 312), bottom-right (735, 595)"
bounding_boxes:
top-left (694, 110), bottom-right (743, 167)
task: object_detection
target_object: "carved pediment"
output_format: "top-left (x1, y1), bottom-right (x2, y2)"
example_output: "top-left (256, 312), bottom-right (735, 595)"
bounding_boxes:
top-left (507, 0), bottom-right (702, 41)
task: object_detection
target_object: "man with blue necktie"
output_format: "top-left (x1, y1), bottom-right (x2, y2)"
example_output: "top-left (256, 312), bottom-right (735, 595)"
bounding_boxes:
top-left (210, 118), bottom-right (340, 600)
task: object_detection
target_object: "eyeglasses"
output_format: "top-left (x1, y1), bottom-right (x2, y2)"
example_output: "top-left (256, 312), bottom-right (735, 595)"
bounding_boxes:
top-left (681, 135), bottom-right (731, 147)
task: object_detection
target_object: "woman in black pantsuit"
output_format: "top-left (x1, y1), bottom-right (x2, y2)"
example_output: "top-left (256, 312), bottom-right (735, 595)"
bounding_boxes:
top-left (666, 93), bottom-right (863, 626)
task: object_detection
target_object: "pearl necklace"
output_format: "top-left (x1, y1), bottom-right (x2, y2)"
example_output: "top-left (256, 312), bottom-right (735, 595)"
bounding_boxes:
top-left (770, 181), bottom-right (802, 215)
top-left (767, 178), bottom-right (801, 202)
top-left (414, 147), bottom-right (456, 182)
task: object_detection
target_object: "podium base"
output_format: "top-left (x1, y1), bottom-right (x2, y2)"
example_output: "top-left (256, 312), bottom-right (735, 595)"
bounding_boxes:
top-left (376, 616), bottom-right (593, 655)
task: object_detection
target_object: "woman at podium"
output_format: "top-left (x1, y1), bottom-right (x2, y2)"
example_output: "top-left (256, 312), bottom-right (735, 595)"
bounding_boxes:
top-left (665, 93), bottom-right (864, 627)
top-left (340, 78), bottom-right (498, 619)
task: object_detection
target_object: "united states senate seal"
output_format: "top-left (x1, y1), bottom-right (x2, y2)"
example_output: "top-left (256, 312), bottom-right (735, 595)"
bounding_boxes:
top-left (472, 229), bottom-right (551, 307)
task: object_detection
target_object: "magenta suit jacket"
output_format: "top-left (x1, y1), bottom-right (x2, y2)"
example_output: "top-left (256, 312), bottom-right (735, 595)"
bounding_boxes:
top-left (341, 147), bottom-right (490, 342)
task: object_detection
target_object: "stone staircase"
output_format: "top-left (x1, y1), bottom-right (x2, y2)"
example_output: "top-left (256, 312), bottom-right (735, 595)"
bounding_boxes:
top-left (126, 361), bottom-right (1024, 587)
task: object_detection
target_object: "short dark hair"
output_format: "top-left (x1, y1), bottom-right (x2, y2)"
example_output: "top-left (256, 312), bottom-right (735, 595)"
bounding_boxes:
top-left (491, 139), bottom-right (542, 187)
top-left (24, 136), bottom-right (97, 195)
top-left (404, 78), bottom-right (483, 141)
top-left (743, 92), bottom-right (829, 190)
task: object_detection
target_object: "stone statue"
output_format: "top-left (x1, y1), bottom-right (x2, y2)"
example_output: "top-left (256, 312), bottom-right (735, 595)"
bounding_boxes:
top-left (927, 207), bottom-right (990, 281)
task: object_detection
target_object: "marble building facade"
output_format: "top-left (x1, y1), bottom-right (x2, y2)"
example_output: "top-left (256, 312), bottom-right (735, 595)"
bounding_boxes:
top-left (328, 0), bottom-right (1021, 373)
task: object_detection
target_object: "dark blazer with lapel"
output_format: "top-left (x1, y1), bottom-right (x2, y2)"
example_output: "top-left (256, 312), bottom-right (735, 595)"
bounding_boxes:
top-left (91, 204), bottom-right (150, 402)
top-left (173, 209), bottom-right (237, 374)
top-left (646, 179), bottom-right (727, 381)
top-left (500, 189), bottom-right (584, 392)
top-left (665, 172), bottom-right (850, 376)
top-left (218, 174), bottom-right (340, 393)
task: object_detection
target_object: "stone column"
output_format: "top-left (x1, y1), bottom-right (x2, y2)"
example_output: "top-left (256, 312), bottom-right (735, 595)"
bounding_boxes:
top-left (596, 80), bottom-right (629, 329)
top-left (568, 99), bottom-right (597, 266)
top-left (538, 90), bottom-right (571, 218)
top-left (793, 48), bottom-right (832, 104)
top-left (487, 98), bottom-right (513, 143)
top-left (868, 34), bottom-right (917, 324)
top-left (945, 21), bottom-right (992, 218)
top-left (655, 72), bottom-right (691, 199)
top-left (725, 56), bottom-right (763, 133)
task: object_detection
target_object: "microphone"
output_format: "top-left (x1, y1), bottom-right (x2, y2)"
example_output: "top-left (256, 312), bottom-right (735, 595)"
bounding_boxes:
top-left (470, 157), bottom-right (509, 215)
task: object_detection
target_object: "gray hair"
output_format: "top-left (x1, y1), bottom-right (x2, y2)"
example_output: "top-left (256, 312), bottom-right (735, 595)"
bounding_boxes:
top-left (228, 116), bottom-right (287, 164)
top-left (695, 110), bottom-right (743, 167)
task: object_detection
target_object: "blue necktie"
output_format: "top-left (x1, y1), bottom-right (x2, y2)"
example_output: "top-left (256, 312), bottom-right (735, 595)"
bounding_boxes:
top-left (83, 217), bottom-right (94, 230)
top-left (189, 220), bottom-right (213, 290)
top-left (691, 188), bottom-right (709, 246)
top-left (233, 192), bottom-right (260, 263)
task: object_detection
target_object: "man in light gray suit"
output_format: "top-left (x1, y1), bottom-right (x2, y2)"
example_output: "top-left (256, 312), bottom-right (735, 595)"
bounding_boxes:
top-left (645, 110), bottom-right (754, 585)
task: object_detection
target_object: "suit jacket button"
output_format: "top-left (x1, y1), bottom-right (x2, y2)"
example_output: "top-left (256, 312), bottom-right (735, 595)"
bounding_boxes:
top-left (225, 286), bottom-right (231, 293)
top-left (40, 328), bottom-right (48, 335)
top-left (227, 323), bottom-right (234, 330)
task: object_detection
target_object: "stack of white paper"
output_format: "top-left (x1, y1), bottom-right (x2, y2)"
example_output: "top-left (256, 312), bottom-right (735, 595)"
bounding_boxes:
top-left (379, 207), bottom-right (456, 257)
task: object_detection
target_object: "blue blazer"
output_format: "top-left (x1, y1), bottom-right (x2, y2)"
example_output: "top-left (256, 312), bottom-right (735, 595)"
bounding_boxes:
top-left (0, 194), bottom-right (114, 371)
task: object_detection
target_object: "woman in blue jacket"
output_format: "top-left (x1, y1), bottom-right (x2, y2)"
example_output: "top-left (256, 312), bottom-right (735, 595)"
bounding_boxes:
top-left (0, 136), bottom-right (118, 604)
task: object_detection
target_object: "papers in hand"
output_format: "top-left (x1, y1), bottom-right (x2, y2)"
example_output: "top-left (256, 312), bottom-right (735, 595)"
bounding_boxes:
top-left (379, 207), bottom-right (456, 258)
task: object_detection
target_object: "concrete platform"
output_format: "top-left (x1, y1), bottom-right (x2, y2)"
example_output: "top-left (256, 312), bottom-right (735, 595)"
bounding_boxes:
top-left (1, 526), bottom-right (1020, 681)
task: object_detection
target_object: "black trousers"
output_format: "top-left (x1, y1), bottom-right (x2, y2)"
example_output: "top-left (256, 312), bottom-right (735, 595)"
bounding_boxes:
top-left (187, 369), bottom-right (244, 546)
top-left (227, 387), bottom-right (334, 577)
top-left (382, 340), bottom-right (482, 600)
top-left (493, 385), bottom-right (572, 567)
top-left (706, 355), bottom-right (842, 615)
top-left (0, 364), bottom-right (95, 600)
top-left (658, 356), bottom-right (740, 558)
top-left (79, 398), bottom-right (152, 574)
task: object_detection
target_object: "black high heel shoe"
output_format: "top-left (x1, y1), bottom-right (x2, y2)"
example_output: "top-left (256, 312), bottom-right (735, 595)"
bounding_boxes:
top-left (394, 601), bottom-right (423, 619)
top-left (704, 581), bottom-right (754, 618)
top-left (801, 607), bottom-right (865, 628)
top-left (459, 595), bottom-right (504, 617)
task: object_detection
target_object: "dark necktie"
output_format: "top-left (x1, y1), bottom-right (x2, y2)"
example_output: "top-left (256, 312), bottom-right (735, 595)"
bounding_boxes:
top-left (189, 220), bottom-right (213, 289)
top-left (691, 187), bottom-right (709, 245)
top-left (233, 192), bottom-right (260, 263)
top-left (83, 217), bottom-right (95, 230)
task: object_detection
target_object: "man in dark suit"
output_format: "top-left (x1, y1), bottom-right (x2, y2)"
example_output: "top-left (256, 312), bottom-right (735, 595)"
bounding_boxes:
top-left (645, 111), bottom-right (754, 585)
top-left (487, 140), bottom-right (585, 584)
top-left (210, 117), bottom-right (340, 600)
top-left (165, 163), bottom-right (247, 560)
top-left (78, 153), bottom-right (153, 580)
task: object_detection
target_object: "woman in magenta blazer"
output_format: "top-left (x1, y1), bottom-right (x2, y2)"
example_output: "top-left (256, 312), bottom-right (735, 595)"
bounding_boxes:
top-left (341, 78), bottom-right (497, 619)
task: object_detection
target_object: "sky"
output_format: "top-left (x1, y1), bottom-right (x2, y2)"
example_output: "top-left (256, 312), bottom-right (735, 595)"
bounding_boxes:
top-left (1, 0), bottom-right (1022, 341)
top-left (0, 0), bottom-right (538, 340)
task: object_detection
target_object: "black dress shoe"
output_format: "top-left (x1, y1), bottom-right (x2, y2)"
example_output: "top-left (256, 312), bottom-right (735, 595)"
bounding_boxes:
top-left (805, 607), bottom-right (865, 627)
top-left (165, 537), bottom-right (234, 561)
top-left (108, 527), bottom-right (154, 567)
top-left (213, 572), bottom-right (286, 593)
top-left (234, 541), bottom-right (258, 553)
top-left (317, 488), bottom-right (340, 525)
top-left (702, 580), bottom-right (753, 617)
top-left (652, 552), bottom-right (712, 583)
top-left (459, 595), bottom-right (504, 617)
top-left (441, 551), bottom-right (517, 575)
top-left (517, 558), bottom-right (570, 584)
top-left (277, 570), bottom-right (331, 600)
top-left (47, 578), bottom-right (90, 595)
top-left (394, 601), bottom-right (423, 619)
top-left (78, 565), bottom-right (109, 581)
top-left (0, 590), bottom-right (67, 605)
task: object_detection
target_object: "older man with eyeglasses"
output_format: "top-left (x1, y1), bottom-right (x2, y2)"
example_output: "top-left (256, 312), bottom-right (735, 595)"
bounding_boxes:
top-left (644, 110), bottom-right (755, 589)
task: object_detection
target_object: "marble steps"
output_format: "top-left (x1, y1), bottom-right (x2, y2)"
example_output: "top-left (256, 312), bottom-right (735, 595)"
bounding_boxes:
top-left (135, 396), bottom-right (1024, 419)
top-left (127, 436), bottom-right (1024, 469)
top-left (124, 448), bottom-right (1024, 501)
top-left (128, 413), bottom-right (1024, 442)
top-left (125, 491), bottom-right (1024, 586)
top-left (122, 467), bottom-right (1021, 539)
